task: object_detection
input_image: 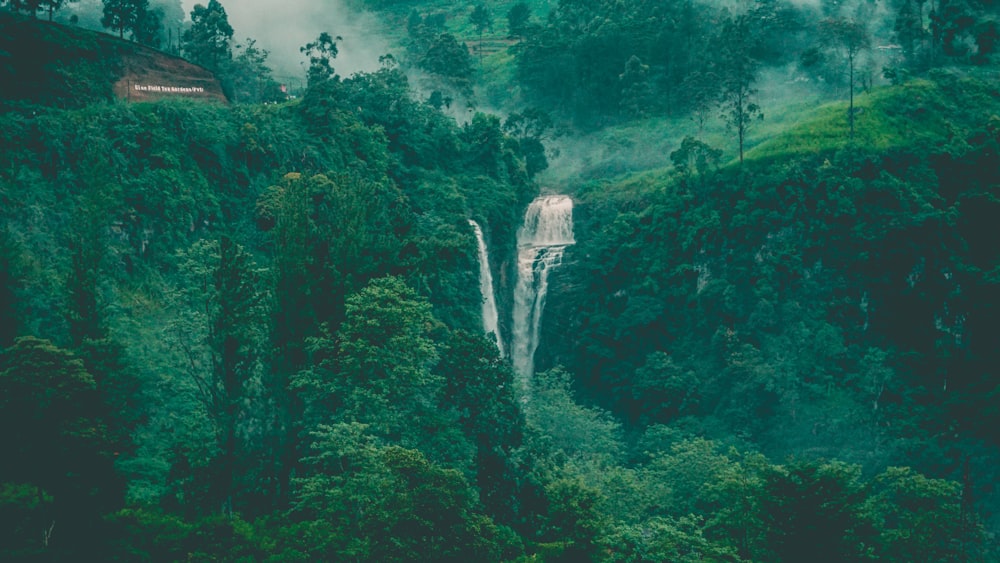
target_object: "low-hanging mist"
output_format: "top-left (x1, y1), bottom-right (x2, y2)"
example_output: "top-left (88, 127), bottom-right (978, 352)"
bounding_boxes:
top-left (183, 0), bottom-right (393, 81)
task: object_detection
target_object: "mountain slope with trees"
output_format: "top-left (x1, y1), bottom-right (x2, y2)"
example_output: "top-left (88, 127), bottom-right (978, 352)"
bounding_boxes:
top-left (1, 0), bottom-right (999, 560)
top-left (0, 12), bottom-right (227, 107)
top-left (537, 68), bottom-right (1000, 556)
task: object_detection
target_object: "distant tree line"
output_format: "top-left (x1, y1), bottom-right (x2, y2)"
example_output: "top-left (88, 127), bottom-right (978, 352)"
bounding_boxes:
top-left (5, 0), bottom-right (78, 21)
top-left (2, 0), bottom-right (284, 103)
top-left (509, 0), bottom-right (998, 129)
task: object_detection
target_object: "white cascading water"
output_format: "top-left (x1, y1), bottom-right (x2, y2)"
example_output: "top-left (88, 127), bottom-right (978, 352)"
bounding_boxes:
top-left (469, 220), bottom-right (504, 355)
top-left (511, 195), bottom-right (575, 389)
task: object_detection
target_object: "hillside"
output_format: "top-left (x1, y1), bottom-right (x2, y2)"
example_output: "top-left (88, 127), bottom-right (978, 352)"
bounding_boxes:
top-left (537, 69), bottom-right (1000, 548)
top-left (0, 12), bottom-right (226, 108)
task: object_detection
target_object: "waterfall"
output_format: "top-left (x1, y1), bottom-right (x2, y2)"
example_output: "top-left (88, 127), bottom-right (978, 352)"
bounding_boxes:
top-left (511, 195), bottom-right (575, 389)
top-left (469, 220), bottom-right (504, 355)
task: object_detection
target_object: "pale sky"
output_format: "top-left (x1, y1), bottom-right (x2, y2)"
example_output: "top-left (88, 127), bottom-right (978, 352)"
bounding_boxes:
top-left (181, 0), bottom-right (393, 80)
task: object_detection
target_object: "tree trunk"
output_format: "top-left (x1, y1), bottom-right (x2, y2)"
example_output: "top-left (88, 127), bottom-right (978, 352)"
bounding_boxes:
top-left (738, 92), bottom-right (746, 164)
top-left (848, 52), bottom-right (855, 138)
top-left (739, 125), bottom-right (745, 164)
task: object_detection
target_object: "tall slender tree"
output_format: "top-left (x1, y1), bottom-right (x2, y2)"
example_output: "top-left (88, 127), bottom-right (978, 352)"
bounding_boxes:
top-left (506, 2), bottom-right (531, 39)
top-left (819, 17), bottom-right (872, 138)
top-left (183, 0), bottom-right (233, 72)
top-left (300, 32), bottom-right (340, 86)
top-left (171, 235), bottom-right (266, 516)
top-left (717, 14), bottom-right (763, 164)
top-left (469, 4), bottom-right (493, 65)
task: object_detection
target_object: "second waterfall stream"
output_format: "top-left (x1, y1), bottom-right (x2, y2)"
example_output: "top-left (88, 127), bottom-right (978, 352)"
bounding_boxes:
top-left (511, 195), bottom-right (575, 390)
top-left (469, 220), bottom-right (504, 356)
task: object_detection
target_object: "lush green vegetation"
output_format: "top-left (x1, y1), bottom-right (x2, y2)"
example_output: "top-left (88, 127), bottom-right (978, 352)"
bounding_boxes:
top-left (2, 0), bottom-right (999, 560)
top-left (0, 26), bottom-right (541, 554)
top-left (537, 69), bottom-right (1000, 559)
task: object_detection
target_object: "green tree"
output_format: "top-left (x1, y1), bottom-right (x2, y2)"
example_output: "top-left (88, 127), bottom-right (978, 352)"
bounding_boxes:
top-left (503, 107), bottom-right (553, 177)
top-left (183, 0), bottom-right (233, 72)
top-left (541, 477), bottom-right (608, 560)
top-left (65, 230), bottom-right (102, 347)
top-left (670, 136), bottom-right (722, 183)
top-left (171, 235), bottom-right (267, 515)
top-left (132, 4), bottom-right (163, 47)
top-left (529, 368), bottom-right (625, 462)
top-left (373, 446), bottom-right (509, 561)
top-left (929, 0), bottom-right (988, 59)
top-left (420, 33), bottom-right (473, 92)
top-left (681, 70), bottom-right (720, 135)
top-left (819, 17), bottom-right (872, 138)
top-left (704, 449), bottom-right (770, 560)
top-left (0, 229), bottom-right (21, 349)
top-left (642, 438), bottom-right (739, 518)
top-left (865, 466), bottom-right (984, 562)
top-left (404, 9), bottom-right (446, 58)
top-left (717, 14), bottom-right (763, 164)
top-left (462, 112), bottom-right (508, 179)
top-left (260, 171), bottom-right (399, 505)
top-left (224, 37), bottom-right (282, 103)
top-left (894, 0), bottom-right (931, 68)
top-left (293, 424), bottom-right (513, 561)
top-left (65, 144), bottom-right (122, 348)
top-left (605, 515), bottom-right (739, 562)
top-left (619, 55), bottom-right (653, 119)
top-left (300, 32), bottom-right (340, 87)
top-left (761, 460), bottom-right (873, 563)
top-left (260, 171), bottom-right (395, 368)
top-left (150, 0), bottom-right (185, 53)
top-left (336, 276), bottom-right (450, 456)
top-left (506, 2), bottom-right (531, 39)
top-left (261, 173), bottom-right (345, 504)
top-left (9, 0), bottom-right (40, 18)
top-left (104, 508), bottom-right (261, 561)
top-left (101, 0), bottom-right (148, 39)
top-left (290, 422), bottom-right (390, 558)
top-left (0, 337), bottom-right (120, 553)
top-left (438, 330), bottom-right (525, 521)
top-left (469, 4), bottom-right (493, 64)
top-left (65, 192), bottom-right (110, 348)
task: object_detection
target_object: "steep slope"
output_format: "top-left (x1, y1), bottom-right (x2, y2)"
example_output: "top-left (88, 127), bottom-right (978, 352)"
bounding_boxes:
top-left (535, 71), bottom-right (1000, 538)
top-left (112, 45), bottom-right (226, 104)
top-left (0, 12), bottom-right (226, 108)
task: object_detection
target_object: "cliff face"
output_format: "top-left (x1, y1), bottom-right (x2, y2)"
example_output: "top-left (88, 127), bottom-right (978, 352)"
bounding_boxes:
top-left (0, 13), bottom-right (226, 107)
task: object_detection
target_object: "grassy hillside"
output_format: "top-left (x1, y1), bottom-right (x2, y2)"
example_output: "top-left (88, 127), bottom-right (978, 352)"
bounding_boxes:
top-left (536, 70), bottom-right (1000, 549)
top-left (747, 71), bottom-right (1000, 164)
top-left (557, 70), bottom-right (1000, 197)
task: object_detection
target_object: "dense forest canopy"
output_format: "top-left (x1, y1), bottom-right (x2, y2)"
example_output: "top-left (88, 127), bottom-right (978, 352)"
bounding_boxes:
top-left (1, 0), bottom-right (999, 559)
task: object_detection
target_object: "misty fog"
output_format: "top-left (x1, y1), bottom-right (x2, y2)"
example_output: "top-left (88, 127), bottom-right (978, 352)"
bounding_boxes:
top-left (182, 0), bottom-right (393, 81)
